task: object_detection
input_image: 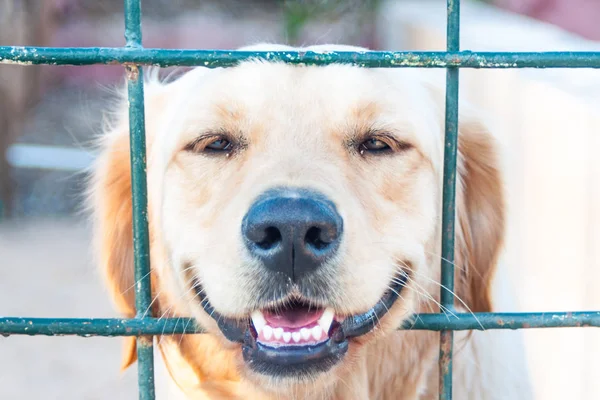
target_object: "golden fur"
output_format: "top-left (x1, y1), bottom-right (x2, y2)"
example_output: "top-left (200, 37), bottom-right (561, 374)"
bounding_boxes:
top-left (89, 44), bottom-right (532, 399)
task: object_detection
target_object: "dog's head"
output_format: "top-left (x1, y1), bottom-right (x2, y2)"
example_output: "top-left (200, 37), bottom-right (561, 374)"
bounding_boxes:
top-left (90, 44), bottom-right (504, 395)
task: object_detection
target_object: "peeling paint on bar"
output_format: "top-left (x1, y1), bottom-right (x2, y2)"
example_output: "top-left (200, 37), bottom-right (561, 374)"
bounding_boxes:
top-left (1, 312), bottom-right (598, 337)
top-left (402, 311), bottom-right (600, 330)
top-left (1, 47), bottom-right (600, 68)
top-left (0, 59), bottom-right (34, 65)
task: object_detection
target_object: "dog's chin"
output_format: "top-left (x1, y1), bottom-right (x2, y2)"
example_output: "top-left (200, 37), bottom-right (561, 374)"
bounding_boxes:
top-left (192, 272), bottom-right (407, 380)
top-left (241, 360), bottom-right (342, 395)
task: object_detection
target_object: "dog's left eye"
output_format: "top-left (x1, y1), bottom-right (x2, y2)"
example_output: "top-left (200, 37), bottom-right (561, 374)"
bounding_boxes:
top-left (360, 138), bottom-right (391, 153)
top-left (206, 138), bottom-right (232, 152)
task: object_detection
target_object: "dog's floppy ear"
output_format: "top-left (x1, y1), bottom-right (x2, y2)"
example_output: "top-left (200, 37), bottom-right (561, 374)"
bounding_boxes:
top-left (89, 70), bottom-right (173, 370)
top-left (454, 112), bottom-right (506, 313)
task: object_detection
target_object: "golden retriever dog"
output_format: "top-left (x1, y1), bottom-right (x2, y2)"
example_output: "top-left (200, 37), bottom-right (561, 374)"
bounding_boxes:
top-left (89, 44), bottom-right (532, 399)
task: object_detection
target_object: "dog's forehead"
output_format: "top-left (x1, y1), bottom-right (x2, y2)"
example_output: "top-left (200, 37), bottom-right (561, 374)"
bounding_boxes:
top-left (159, 62), bottom-right (443, 164)
top-left (213, 64), bottom-right (429, 124)
top-left (204, 63), bottom-right (373, 117)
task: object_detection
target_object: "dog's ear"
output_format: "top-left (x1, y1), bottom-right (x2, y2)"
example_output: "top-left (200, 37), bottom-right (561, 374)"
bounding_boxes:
top-left (454, 113), bottom-right (506, 313)
top-left (89, 70), bottom-right (173, 370)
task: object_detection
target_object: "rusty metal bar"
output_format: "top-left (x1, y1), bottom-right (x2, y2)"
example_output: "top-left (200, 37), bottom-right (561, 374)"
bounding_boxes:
top-left (439, 0), bottom-right (461, 399)
top-left (1, 312), bottom-right (599, 337)
top-left (123, 0), bottom-right (156, 399)
top-left (1, 47), bottom-right (600, 68)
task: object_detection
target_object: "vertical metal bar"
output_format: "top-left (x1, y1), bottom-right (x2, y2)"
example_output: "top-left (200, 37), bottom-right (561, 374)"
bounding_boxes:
top-left (124, 1), bottom-right (156, 399)
top-left (439, 0), bottom-right (460, 399)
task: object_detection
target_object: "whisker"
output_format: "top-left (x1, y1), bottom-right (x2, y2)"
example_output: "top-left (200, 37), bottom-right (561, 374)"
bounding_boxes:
top-left (393, 277), bottom-right (458, 319)
top-left (396, 261), bottom-right (484, 329)
top-left (140, 288), bottom-right (164, 319)
top-left (119, 270), bottom-right (152, 296)
top-left (365, 239), bottom-right (468, 273)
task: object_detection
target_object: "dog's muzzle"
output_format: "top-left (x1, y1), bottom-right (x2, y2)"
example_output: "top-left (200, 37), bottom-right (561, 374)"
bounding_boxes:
top-left (194, 273), bottom-right (407, 377)
top-left (192, 187), bottom-right (408, 377)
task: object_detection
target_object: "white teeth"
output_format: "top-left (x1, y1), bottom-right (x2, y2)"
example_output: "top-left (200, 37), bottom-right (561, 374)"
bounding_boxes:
top-left (251, 310), bottom-right (266, 334)
top-left (273, 327), bottom-right (283, 340)
top-left (262, 325), bottom-right (273, 340)
top-left (254, 307), bottom-right (335, 345)
top-left (282, 331), bottom-right (291, 343)
top-left (311, 325), bottom-right (323, 341)
top-left (292, 332), bottom-right (301, 343)
top-left (318, 307), bottom-right (335, 334)
top-left (300, 328), bottom-right (311, 340)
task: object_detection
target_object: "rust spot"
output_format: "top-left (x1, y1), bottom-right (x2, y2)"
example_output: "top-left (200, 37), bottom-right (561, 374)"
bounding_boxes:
top-left (125, 63), bottom-right (140, 81)
top-left (137, 335), bottom-right (153, 346)
top-left (439, 331), bottom-right (453, 375)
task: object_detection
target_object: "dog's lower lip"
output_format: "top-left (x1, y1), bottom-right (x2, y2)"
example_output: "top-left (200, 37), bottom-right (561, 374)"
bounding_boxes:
top-left (192, 272), bottom-right (407, 375)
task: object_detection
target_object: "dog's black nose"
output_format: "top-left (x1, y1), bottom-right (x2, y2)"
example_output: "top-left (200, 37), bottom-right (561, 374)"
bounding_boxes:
top-left (242, 188), bottom-right (343, 281)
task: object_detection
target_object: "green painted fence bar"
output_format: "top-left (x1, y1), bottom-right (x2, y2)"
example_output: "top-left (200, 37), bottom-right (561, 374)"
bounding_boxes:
top-left (3, 47), bottom-right (600, 68)
top-left (1, 312), bottom-right (599, 337)
top-left (123, 0), bottom-right (156, 399)
top-left (2, 0), bottom-right (600, 398)
top-left (439, 0), bottom-right (460, 398)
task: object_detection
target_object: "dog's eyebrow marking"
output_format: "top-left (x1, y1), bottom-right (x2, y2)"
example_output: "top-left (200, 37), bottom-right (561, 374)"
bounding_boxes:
top-left (215, 102), bottom-right (246, 123)
top-left (351, 101), bottom-right (381, 122)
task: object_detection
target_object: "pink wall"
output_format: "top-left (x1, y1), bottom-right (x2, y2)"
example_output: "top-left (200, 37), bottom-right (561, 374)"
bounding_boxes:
top-left (495, 0), bottom-right (600, 40)
top-left (38, 0), bottom-right (600, 89)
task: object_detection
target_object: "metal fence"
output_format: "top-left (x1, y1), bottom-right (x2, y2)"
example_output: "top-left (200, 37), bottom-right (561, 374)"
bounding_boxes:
top-left (1, 0), bottom-right (599, 399)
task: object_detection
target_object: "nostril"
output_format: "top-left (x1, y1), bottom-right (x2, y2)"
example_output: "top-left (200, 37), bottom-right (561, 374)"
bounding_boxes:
top-left (304, 227), bottom-right (330, 251)
top-left (256, 226), bottom-right (282, 250)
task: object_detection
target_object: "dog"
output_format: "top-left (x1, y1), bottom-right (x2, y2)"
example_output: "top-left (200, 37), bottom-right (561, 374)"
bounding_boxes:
top-left (89, 44), bottom-right (533, 399)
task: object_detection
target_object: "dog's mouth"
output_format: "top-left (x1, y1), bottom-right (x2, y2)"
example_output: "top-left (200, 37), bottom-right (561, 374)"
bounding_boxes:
top-left (192, 272), bottom-right (407, 378)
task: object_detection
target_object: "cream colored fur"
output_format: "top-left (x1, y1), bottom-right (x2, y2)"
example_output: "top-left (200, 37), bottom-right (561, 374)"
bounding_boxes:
top-left (89, 43), bottom-right (533, 399)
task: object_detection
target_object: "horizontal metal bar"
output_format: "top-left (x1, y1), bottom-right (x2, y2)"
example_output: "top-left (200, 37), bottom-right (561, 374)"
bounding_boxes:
top-left (1, 47), bottom-right (600, 68)
top-left (0, 317), bottom-right (202, 337)
top-left (402, 311), bottom-right (600, 330)
top-left (1, 312), bottom-right (598, 337)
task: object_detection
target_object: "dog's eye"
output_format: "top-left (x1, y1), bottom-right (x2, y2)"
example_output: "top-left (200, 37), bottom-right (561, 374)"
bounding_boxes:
top-left (184, 134), bottom-right (237, 155)
top-left (360, 138), bottom-right (391, 153)
top-left (206, 138), bottom-right (232, 152)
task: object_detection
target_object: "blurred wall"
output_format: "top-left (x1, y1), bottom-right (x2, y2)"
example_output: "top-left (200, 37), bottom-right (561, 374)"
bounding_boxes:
top-left (494, 0), bottom-right (600, 40)
top-left (1, 0), bottom-right (599, 398)
top-left (2, 0), bottom-right (380, 218)
top-left (377, 1), bottom-right (600, 399)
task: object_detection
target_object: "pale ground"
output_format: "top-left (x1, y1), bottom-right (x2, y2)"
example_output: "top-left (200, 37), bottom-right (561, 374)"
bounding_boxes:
top-left (1, 213), bottom-right (598, 400)
top-left (2, 189), bottom-right (600, 400)
top-left (0, 219), bottom-right (139, 400)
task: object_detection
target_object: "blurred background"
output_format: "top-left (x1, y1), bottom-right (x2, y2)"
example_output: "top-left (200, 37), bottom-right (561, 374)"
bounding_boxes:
top-left (0, 0), bottom-right (598, 399)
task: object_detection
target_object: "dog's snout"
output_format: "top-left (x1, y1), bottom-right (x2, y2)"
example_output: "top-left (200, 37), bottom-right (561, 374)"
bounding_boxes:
top-left (242, 188), bottom-right (343, 280)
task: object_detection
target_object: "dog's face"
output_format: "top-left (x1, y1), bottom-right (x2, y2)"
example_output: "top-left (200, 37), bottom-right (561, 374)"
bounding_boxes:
top-left (91, 45), bottom-right (504, 396)
top-left (161, 59), bottom-right (441, 379)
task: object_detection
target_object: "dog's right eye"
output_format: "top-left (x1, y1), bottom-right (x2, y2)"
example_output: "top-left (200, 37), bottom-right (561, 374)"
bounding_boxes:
top-left (185, 135), bottom-right (235, 155)
top-left (206, 138), bottom-right (232, 152)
